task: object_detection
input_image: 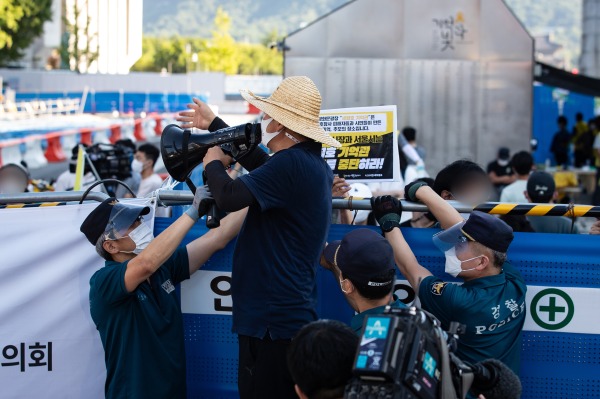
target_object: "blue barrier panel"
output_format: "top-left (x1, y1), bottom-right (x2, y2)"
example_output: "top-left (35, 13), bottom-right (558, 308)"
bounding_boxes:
top-left (532, 84), bottom-right (595, 166)
top-left (15, 92), bottom-right (207, 114)
top-left (153, 219), bottom-right (600, 399)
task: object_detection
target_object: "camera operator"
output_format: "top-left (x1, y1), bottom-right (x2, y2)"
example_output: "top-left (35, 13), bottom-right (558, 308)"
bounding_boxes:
top-left (321, 228), bottom-right (406, 333)
top-left (80, 192), bottom-right (247, 399)
top-left (287, 320), bottom-right (359, 399)
top-left (370, 182), bottom-right (526, 375)
top-left (177, 76), bottom-right (342, 399)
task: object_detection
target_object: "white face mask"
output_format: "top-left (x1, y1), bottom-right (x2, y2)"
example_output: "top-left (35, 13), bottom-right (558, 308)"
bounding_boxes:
top-left (121, 222), bottom-right (154, 254)
top-left (131, 159), bottom-right (145, 174)
top-left (444, 247), bottom-right (482, 277)
top-left (497, 159), bottom-right (509, 167)
top-left (260, 117), bottom-right (282, 148)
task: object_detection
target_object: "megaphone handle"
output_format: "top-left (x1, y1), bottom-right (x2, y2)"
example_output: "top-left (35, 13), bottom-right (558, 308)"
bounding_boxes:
top-left (185, 177), bottom-right (197, 194)
top-left (206, 202), bottom-right (221, 229)
top-left (194, 173), bottom-right (220, 229)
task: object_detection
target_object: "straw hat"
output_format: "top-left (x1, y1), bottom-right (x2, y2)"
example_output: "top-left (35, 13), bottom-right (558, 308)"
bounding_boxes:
top-left (240, 76), bottom-right (341, 148)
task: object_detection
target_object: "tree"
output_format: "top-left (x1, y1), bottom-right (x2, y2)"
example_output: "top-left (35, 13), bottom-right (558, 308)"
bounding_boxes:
top-left (131, 8), bottom-right (283, 75)
top-left (197, 8), bottom-right (240, 74)
top-left (59, 1), bottom-right (99, 73)
top-left (0, 0), bottom-right (53, 66)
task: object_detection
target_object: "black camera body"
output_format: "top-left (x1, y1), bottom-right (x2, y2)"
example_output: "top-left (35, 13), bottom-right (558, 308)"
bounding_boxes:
top-left (86, 143), bottom-right (134, 181)
top-left (345, 307), bottom-right (476, 399)
top-left (346, 307), bottom-right (448, 399)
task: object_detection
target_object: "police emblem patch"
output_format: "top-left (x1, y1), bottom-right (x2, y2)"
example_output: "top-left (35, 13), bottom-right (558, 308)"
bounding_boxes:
top-left (431, 282), bottom-right (448, 296)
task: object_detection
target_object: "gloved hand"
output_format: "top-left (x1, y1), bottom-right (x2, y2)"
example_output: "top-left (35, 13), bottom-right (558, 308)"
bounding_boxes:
top-left (370, 195), bottom-right (403, 233)
top-left (186, 185), bottom-right (215, 222)
top-left (404, 180), bottom-right (430, 203)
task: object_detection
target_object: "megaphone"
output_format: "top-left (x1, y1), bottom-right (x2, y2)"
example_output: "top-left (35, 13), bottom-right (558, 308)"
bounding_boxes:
top-left (160, 123), bottom-right (260, 182)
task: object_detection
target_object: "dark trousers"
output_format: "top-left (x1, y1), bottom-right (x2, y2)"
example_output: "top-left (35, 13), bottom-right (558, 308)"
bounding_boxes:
top-left (238, 334), bottom-right (297, 399)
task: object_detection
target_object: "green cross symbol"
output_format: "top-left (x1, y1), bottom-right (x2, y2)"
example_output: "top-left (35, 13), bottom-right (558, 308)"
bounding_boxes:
top-left (539, 296), bottom-right (566, 322)
top-left (530, 288), bottom-right (575, 330)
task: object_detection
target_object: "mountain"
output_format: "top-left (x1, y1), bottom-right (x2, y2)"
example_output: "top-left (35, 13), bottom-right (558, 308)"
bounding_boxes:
top-left (142, 0), bottom-right (582, 66)
top-left (143, 0), bottom-right (349, 43)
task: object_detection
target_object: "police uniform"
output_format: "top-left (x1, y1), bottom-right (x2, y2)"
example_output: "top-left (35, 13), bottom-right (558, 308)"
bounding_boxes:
top-left (351, 297), bottom-right (406, 334)
top-left (81, 198), bottom-right (190, 399)
top-left (419, 262), bottom-right (526, 373)
top-left (425, 211), bottom-right (526, 374)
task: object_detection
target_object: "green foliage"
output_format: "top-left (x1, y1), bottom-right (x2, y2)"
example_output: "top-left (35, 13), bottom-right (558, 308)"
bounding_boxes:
top-left (132, 7), bottom-right (282, 75)
top-left (0, 0), bottom-right (53, 66)
top-left (143, 0), bottom-right (347, 43)
top-left (197, 8), bottom-right (239, 75)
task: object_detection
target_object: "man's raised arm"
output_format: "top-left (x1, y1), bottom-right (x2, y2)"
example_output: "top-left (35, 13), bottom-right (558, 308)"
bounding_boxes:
top-left (371, 196), bottom-right (432, 291)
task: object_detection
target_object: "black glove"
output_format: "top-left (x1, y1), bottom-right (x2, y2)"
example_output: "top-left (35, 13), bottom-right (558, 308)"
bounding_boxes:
top-left (371, 195), bottom-right (403, 233)
top-left (186, 185), bottom-right (215, 222)
top-left (404, 180), bottom-right (430, 203)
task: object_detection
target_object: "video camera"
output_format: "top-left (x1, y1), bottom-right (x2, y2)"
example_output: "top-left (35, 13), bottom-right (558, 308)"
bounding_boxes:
top-left (83, 142), bottom-right (135, 197)
top-left (85, 143), bottom-right (134, 181)
top-left (345, 307), bottom-right (521, 399)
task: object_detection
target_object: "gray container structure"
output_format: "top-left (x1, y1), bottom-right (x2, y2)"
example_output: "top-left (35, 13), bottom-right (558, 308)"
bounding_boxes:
top-left (581, 0), bottom-right (600, 79)
top-left (284, 0), bottom-right (534, 175)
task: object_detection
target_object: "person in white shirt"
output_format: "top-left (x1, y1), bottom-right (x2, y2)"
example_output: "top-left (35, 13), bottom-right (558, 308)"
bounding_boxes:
top-left (500, 151), bottom-right (534, 204)
top-left (53, 145), bottom-right (102, 193)
top-left (133, 143), bottom-right (164, 198)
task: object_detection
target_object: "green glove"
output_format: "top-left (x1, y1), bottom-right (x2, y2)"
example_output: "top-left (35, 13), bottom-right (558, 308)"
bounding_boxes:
top-left (370, 195), bottom-right (403, 233)
top-left (404, 180), bottom-right (429, 203)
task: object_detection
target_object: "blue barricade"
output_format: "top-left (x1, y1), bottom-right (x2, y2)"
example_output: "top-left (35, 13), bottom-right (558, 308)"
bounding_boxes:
top-left (153, 219), bottom-right (600, 399)
top-left (15, 92), bottom-right (208, 114)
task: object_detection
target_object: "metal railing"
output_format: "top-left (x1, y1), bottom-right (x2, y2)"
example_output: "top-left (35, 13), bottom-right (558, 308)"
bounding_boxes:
top-left (1, 190), bottom-right (599, 217)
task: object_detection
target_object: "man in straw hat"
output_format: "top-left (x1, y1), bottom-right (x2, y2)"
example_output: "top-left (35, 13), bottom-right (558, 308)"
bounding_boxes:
top-left (177, 76), bottom-right (341, 399)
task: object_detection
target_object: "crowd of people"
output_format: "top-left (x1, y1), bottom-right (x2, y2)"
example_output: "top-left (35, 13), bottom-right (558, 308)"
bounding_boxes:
top-left (72, 76), bottom-right (539, 399)
top-left (1, 76), bottom-right (596, 398)
top-left (550, 113), bottom-right (599, 169)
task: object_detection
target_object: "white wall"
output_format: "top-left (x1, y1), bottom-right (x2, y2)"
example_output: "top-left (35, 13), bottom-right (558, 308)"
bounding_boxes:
top-left (64, 0), bottom-right (143, 74)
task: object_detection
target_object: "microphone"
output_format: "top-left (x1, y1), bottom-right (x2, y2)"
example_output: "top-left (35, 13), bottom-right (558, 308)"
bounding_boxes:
top-left (469, 359), bottom-right (522, 399)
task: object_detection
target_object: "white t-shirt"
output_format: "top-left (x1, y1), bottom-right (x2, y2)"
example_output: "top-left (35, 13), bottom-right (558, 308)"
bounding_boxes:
top-left (137, 174), bottom-right (164, 198)
top-left (499, 179), bottom-right (528, 204)
top-left (53, 171), bottom-right (100, 192)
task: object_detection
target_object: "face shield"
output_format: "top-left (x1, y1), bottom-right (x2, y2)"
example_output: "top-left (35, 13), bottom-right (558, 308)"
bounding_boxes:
top-left (102, 202), bottom-right (150, 241)
top-left (432, 221), bottom-right (469, 253)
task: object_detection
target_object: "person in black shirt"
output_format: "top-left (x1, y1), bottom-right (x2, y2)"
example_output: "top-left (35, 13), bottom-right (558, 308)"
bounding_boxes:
top-left (487, 147), bottom-right (516, 200)
top-left (550, 115), bottom-right (572, 168)
top-left (177, 76), bottom-right (341, 399)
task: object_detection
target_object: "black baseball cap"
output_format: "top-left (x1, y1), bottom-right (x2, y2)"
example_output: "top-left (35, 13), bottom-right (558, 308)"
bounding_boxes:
top-left (80, 198), bottom-right (150, 245)
top-left (498, 147), bottom-right (510, 160)
top-left (527, 171), bottom-right (555, 203)
top-left (323, 229), bottom-right (395, 288)
top-left (434, 211), bottom-right (514, 253)
top-left (461, 212), bottom-right (514, 253)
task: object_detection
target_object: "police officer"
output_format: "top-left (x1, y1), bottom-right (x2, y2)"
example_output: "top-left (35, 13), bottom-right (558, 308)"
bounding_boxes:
top-left (79, 190), bottom-right (246, 399)
top-left (321, 228), bottom-right (406, 333)
top-left (370, 181), bottom-right (527, 374)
